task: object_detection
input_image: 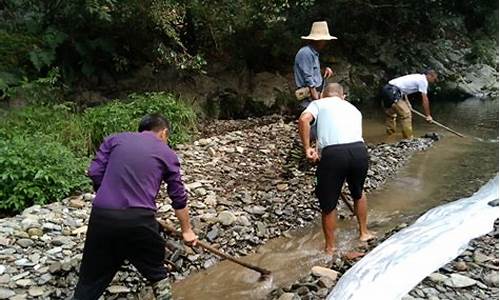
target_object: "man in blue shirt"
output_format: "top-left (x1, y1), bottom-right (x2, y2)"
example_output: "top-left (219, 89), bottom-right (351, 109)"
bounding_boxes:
top-left (294, 21), bottom-right (336, 111)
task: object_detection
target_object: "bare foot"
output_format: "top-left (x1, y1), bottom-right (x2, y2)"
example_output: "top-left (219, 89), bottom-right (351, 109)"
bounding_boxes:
top-left (359, 231), bottom-right (376, 242)
top-left (325, 247), bottom-right (337, 256)
top-left (343, 251), bottom-right (365, 260)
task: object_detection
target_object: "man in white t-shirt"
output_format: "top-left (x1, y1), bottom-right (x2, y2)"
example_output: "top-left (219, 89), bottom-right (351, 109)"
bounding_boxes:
top-left (299, 83), bottom-right (374, 255)
top-left (381, 70), bottom-right (438, 138)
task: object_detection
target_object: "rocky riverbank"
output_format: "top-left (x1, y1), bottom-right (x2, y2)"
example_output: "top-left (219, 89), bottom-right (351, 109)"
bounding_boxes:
top-left (0, 116), bottom-right (434, 299)
top-left (269, 220), bottom-right (499, 300)
top-left (406, 220), bottom-right (499, 300)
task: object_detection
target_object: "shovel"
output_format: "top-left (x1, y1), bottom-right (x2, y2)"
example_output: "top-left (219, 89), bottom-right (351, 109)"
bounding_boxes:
top-left (157, 219), bottom-right (272, 278)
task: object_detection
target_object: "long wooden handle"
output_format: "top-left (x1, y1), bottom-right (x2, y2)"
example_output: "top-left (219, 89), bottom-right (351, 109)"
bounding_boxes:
top-left (340, 192), bottom-right (355, 214)
top-left (157, 219), bottom-right (271, 276)
top-left (410, 108), bottom-right (465, 138)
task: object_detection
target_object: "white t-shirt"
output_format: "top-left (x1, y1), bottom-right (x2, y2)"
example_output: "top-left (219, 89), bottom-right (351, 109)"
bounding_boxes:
top-left (303, 97), bottom-right (364, 152)
top-left (389, 74), bottom-right (428, 95)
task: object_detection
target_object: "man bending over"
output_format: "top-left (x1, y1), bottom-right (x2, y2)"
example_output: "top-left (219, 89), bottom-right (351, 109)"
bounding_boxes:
top-left (299, 83), bottom-right (374, 255)
top-left (74, 113), bottom-right (197, 300)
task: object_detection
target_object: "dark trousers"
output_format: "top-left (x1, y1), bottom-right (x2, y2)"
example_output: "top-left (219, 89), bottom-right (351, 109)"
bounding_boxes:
top-left (297, 98), bottom-right (317, 140)
top-left (73, 207), bottom-right (167, 300)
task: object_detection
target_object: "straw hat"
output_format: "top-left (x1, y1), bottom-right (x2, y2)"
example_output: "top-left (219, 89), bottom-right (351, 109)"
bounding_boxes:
top-left (301, 21), bottom-right (337, 40)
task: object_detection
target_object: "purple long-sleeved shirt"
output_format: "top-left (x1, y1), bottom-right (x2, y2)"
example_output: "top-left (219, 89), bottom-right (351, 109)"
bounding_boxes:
top-left (88, 131), bottom-right (187, 210)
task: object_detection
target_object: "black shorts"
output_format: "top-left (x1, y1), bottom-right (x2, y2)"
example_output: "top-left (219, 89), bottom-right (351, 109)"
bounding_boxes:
top-left (315, 142), bottom-right (369, 213)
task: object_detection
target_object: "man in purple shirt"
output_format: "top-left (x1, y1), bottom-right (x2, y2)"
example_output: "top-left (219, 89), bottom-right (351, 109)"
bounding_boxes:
top-left (74, 113), bottom-right (196, 300)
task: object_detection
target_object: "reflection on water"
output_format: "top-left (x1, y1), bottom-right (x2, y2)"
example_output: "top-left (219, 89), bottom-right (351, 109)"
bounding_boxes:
top-left (173, 98), bottom-right (498, 300)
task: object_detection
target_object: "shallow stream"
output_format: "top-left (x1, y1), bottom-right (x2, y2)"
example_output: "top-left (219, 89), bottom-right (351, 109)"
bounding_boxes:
top-left (173, 97), bottom-right (498, 300)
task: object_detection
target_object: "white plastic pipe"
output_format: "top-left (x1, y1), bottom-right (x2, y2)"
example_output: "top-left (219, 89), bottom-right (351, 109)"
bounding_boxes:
top-left (329, 175), bottom-right (499, 300)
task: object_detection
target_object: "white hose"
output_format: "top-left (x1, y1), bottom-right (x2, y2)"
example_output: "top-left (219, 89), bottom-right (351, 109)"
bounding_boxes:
top-left (329, 175), bottom-right (499, 300)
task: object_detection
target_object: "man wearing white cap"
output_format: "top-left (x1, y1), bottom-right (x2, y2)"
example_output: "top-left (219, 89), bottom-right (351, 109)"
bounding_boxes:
top-left (294, 21), bottom-right (337, 111)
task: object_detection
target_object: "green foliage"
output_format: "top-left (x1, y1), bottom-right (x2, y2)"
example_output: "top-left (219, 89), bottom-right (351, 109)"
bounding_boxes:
top-left (0, 30), bottom-right (39, 92)
top-left (84, 92), bottom-right (196, 152)
top-left (466, 38), bottom-right (498, 66)
top-left (0, 104), bottom-right (91, 156)
top-left (3, 68), bottom-right (65, 104)
top-left (0, 135), bottom-right (90, 212)
top-left (28, 28), bottom-right (67, 72)
top-left (0, 91), bottom-right (197, 212)
top-left (1, 92), bottom-right (196, 157)
top-left (0, 30), bottom-right (38, 72)
top-left (1, 0), bottom-right (498, 103)
top-left (0, 0), bottom-right (206, 88)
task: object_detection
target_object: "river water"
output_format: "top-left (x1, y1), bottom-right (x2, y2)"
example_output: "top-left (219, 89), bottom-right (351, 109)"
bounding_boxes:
top-left (173, 97), bottom-right (498, 300)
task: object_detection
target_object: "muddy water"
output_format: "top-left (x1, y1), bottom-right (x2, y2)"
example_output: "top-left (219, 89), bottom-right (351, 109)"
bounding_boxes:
top-left (173, 97), bottom-right (498, 300)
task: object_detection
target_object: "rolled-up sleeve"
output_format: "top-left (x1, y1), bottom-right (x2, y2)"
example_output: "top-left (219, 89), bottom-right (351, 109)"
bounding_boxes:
top-left (163, 149), bottom-right (188, 209)
top-left (88, 135), bottom-right (115, 191)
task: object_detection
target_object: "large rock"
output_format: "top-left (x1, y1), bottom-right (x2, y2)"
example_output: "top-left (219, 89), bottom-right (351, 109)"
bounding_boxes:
top-left (444, 273), bottom-right (476, 288)
top-left (218, 211), bottom-right (236, 226)
top-left (311, 266), bottom-right (339, 281)
top-left (107, 285), bottom-right (131, 294)
top-left (484, 271), bottom-right (499, 287)
top-left (49, 262), bottom-right (62, 273)
top-left (16, 238), bottom-right (34, 248)
top-left (27, 228), bottom-right (43, 237)
top-left (28, 286), bottom-right (44, 297)
top-left (249, 72), bottom-right (290, 108)
top-left (69, 197), bottom-right (85, 209)
top-left (20, 217), bottom-right (40, 231)
top-left (455, 64), bottom-right (498, 97)
top-left (318, 276), bottom-right (335, 289)
top-left (0, 288), bottom-right (15, 299)
top-left (473, 250), bottom-right (492, 263)
top-left (278, 293), bottom-right (299, 300)
top-left (453, 261), bottom-right (468, 271)
top-left (15, 278), bottom-right (34, 288)
top-left (428, 272), bottom-right (448, 283)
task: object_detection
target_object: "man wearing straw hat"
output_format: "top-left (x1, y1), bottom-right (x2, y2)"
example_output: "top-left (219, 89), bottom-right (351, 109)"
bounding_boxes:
top-left (287, 21), bottom-right (336, 174)
top-left (294, 21), bottom-right (336, 112)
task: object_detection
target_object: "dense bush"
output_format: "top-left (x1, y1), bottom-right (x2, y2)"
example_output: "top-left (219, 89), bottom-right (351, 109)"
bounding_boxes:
top-left (83, 92), bottom-right (197, 153)
top-left (466, 38), bottom-right (498, 67)
top-left (0, 0), bottom-right (205, 91)
top-left (1, 91), bottom-right (196, 156)
top-left (0, 30), bottom-right (39, 91)
top-left (2, 68), bottom-right (65, 105)
top-left (1, 0), bottom-right (497, 103)
top-left (0, 91), bottom-right (197, 212)
top-left (0, 135), bottom-right (90, 212)
top-left (0, 104), bottom-right (90, 156)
